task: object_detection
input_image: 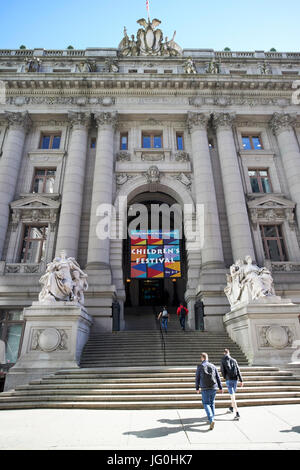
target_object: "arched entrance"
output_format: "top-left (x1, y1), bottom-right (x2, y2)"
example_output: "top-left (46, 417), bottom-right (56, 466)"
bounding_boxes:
top-left (123, 192), bottom-right (187, 323)
top-left (111, 177), bottom-right (200, 331)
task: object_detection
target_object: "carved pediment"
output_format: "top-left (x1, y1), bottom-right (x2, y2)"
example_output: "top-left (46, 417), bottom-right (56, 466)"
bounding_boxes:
top-left (247, 195), bottom-right (295, 228)
top-left (10, 195), bottom-right (60, 231)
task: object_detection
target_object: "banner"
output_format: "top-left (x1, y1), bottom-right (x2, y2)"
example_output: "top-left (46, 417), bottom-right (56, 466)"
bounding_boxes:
top-left (130, 229), bottom-right (181, 279)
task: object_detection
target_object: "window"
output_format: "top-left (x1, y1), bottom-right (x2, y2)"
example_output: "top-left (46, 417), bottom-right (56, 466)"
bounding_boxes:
top-left (39, 133), bottom-right (61, 150)
top-left (248, 169), bottom-right (272, 194)
top-left (90, 137), bottom-right (96, 149)
top-left (260, 225), bottom-right (287, 261)
top-left (0, 310), bottom-right (24, 364)
top-left (19, 225), bottom-right (48, 263)
top-left (120, 132), bottom-right (128, 150)
top-left (176, 132), bottom-right (184, 150)
top-left (242, 135), bottom-right (263, 150)
top-left (142, 132), bottom-right (163, 149)
top-left (32, 169), bottom-right (56, 194)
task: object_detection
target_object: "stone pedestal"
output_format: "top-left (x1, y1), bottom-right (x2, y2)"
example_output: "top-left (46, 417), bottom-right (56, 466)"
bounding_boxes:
top-left (224, 300), bottom-right (300, 366)
top-left (4, 302), bottom-right (93, 391)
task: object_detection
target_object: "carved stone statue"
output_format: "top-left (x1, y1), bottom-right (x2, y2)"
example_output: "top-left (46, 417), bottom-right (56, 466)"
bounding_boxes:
top-left (104, 58), bottom-right (119, 73)
top-left (76, 60), bottom-right (97, 73)
top-left (259, 61), bottom-right (272, 75)
top-left (184, 57), bottom-right (197, 74)
top-left (25, 57), bottom-right (41, 73)
top-left (224, 255), bottom-right (279, 308)
top-left (118, 18), bottom-right (182, 57)
top-left (38, 251), bottom-right (88, 307)
top-left (206, 59), bottom-right (220, 74)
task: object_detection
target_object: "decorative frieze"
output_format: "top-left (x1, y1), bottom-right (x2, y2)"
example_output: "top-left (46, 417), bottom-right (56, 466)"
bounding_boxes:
top-left (247, 196), bottom-right (296, 230)
top-left (175, 151), bottom-right (190, 162)
top-left (10, 195), bottom-right (60, 232)
top-left (31, 328), bottom-right (68, 352)
top-left (116, 151), bottom-right (131, 162)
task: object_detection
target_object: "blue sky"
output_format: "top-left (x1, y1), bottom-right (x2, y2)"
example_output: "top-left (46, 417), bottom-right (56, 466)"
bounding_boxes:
top-left (1, 0), bottom-right (299, 52)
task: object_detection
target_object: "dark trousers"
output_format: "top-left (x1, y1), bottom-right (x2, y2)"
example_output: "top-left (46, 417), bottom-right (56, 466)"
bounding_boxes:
top-left (179, 315), bottom-right (186, 330)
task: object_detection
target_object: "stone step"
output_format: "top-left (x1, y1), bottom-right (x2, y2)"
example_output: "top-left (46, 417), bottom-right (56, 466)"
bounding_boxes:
top-left (13, 383), bottom-right (300, 392)
top-left (1, 391), bottom-right (300, 403)
top-left (1, 397), bottom-right (300, 410)
top-left (5, 386), bottom-right (300, 397)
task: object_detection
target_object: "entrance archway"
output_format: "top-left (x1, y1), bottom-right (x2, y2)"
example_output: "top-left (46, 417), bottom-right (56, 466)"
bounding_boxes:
top-left (111, 177), bottom-right (200, 331)
top-left (123, 191), bottom-right (187, 329)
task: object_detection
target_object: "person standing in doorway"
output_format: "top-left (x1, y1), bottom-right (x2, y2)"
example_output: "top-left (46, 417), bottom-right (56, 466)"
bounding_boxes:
top-left (158, 306), bottom-right (169, 334)
top-left (220, 348), bottom-right (243, 421)
top-left (195, 352), bottom-right (223, 430)
top-left (176, 302), bottom-right (188, 331)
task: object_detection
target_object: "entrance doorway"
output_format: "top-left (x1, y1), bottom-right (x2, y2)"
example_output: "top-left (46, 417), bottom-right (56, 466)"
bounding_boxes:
top-left (123, 192), bottom-right (187, 328)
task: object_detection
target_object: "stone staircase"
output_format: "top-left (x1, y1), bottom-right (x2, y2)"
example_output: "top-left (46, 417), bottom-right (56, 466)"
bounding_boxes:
top-left (0, 366), bottom-right (300, 410)
top-left (0, 328), bottom-right (300, 410)
top-left (80, 330), bottom-right (248, 367)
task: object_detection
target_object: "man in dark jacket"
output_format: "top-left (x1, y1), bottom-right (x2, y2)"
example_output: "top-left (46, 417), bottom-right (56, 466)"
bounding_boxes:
top-left (220, 348), bottom-right (243, 421)
top-left (195, 352), bottom-right (223, 430)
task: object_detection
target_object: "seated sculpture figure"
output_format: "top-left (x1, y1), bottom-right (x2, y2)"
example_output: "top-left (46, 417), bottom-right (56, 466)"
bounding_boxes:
top-left (224, 255), bottom-right (277, 307)
top-left (38, 251), bottom-right (88, 307)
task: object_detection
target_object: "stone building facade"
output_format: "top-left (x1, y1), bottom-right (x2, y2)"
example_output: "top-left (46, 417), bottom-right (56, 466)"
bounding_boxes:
top-left (0, 18), bottom-right (300, 368)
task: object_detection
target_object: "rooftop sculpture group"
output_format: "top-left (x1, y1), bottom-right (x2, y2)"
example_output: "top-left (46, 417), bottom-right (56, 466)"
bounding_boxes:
top-left (118, 18), bottom-right (182, 57)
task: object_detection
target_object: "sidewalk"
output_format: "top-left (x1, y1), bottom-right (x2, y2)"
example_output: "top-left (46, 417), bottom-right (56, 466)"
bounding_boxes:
top-left (0, 404), bottom-right (299, 450)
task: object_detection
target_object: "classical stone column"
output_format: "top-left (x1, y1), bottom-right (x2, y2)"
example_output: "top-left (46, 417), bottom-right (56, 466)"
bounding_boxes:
top-left (86, 112), bottom-right (118, 270)
top-left (270, 113), bottom-right (300, 225)
top-left (187, 112), bottom-right (224, 268)
top-left (0, 112), bottom-right (31, 260)
top-left (213, 113), bottom-right (255, 262)
top-left (55, 112), bottom-right (91, 258)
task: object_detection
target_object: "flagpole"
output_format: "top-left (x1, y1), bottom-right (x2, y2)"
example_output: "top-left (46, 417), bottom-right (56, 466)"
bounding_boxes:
top-left (146, 0), bottom-right (151, 22)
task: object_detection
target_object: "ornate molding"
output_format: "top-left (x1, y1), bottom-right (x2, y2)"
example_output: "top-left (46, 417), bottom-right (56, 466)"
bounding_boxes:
top-left (257, 325), bottom-right (294, 349)
top-left (145, 165), bottom-right (160, 184)
top-left (247, 195), bottom-right (296, 230)
top-left (187, 112), bottom-right (210, 132)
top-left (31, 328), bottom-right (68, 352)
top-left (94, 111), bottom-right (118, 129)
top-left (116, 151), bottom-right (131, 162)
top-left (4, 111), bottom-right (32, 132)
top-left (175, 151), bottom-right (190, 162)
top-left (10, 195), bottom-right (60, 232)
top-left (68, 111), bottom-right (91, 129)
top-left (269, 112), bottom-right (297, 135)
top-left (212, 112), bottom-right (236, 130)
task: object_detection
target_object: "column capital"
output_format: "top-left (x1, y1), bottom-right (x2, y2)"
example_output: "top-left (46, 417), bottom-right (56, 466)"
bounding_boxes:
top-left (4, 111), bottom-right (32, 132)
top-left (68, 111), bottom-right (91, 130)
top-left (212, 112), bottom-right (236, 130)
top-left (94, 111), bottom-right (118, 130)
top-left (270, 112), bottom-right (297, 135)
top-left (186, 112), bottom-right (210, 133)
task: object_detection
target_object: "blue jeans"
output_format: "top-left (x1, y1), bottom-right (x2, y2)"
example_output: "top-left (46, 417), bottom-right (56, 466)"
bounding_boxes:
top-left (201, 389), bottom-right (217, 423)
top-left (226, 380), bottom-right (238, 395)
top-left (161, 317), bottom-right (168, 332)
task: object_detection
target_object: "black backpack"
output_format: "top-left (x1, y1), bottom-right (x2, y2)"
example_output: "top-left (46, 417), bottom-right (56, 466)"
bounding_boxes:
top-left (200, 363), bottom-right (217, 388)
top-left (224, 357), bottom-right (238, 380)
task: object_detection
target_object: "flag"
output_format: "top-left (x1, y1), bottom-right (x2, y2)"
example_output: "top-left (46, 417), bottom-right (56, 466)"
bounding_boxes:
top-left (146, 0), bottom-right (150, 19)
